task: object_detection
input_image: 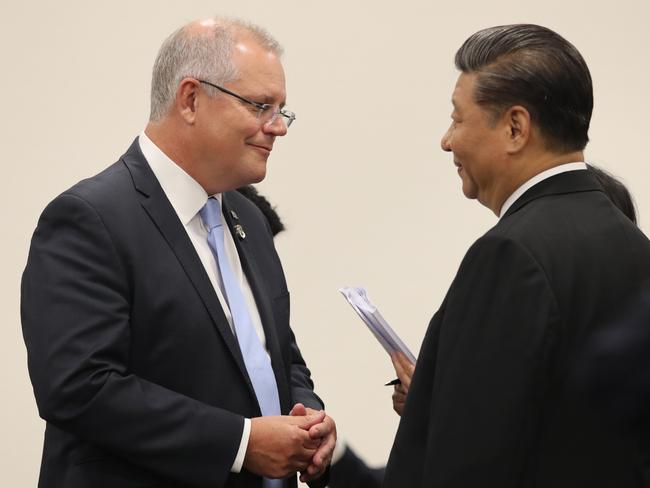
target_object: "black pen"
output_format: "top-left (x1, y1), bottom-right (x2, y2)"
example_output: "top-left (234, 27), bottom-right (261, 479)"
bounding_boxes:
top-left (385, 378), bottom-right (401, 386)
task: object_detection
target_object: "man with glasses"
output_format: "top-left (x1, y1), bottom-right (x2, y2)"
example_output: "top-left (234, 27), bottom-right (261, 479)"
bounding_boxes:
top-left (21, 17), bottom-right (334, 488)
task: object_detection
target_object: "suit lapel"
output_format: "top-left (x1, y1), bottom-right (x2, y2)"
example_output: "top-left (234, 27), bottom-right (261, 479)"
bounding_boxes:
top-left (223, 193), bottom-right (292, 413)
top-left (120, 139), bottom-right (255, 396)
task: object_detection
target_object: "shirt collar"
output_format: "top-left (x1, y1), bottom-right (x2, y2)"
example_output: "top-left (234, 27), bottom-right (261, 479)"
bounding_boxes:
top-left (138, 131), bottom-right (221, 225)
top-left (499, 162), bottom-right (588, 218)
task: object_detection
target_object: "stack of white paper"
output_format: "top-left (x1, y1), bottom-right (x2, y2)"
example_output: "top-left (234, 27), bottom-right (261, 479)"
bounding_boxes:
top-left (339, 286), bottom-right (416, 363)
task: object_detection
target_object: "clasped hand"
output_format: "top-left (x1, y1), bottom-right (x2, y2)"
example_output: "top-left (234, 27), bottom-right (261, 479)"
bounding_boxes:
top-left (243, 403), bottom-right (336, 482)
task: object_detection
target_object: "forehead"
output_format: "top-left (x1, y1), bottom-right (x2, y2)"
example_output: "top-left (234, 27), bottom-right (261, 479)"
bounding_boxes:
top-left (230, 38), bottom-right (286, 100)
top-left (451, 72), bottom-right (478, 110)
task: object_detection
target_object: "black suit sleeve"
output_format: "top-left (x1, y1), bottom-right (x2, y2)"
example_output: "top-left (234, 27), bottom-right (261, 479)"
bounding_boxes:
top-left (21, 193), bottom-right (243, 487)
top-left (288, 330), bottom-right (329, 488)
top-left (329, 446), bottom-right (384, 488)
top-left (432, 235), bottom-right (559, 484)
top-left (288, 328), bottom-right (324, 410)
top-left (390, 235), bottom-right (560, 487)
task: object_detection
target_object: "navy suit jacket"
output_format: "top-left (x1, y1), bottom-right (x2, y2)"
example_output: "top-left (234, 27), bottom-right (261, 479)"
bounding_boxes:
top-left (21, 139), bottom-right (324, 488)
top-left (384, 170), bottom-right (650, 487)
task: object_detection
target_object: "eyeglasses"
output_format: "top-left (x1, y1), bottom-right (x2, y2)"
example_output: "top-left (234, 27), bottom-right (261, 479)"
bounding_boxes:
top-left (197, 79), bottom-right (296, 128)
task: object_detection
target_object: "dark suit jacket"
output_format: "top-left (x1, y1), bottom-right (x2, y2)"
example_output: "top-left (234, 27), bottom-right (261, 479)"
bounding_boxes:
top-left (328, 446), bottom-right (384, 488)
top-left (383, 170), bottom-right (650, 487)
top-left (21, 139), bottom-right (324, 488)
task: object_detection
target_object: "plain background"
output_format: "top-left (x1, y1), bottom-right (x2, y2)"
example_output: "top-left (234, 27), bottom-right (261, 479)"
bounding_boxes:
top-left (2, 0), bottom-right (649, 485)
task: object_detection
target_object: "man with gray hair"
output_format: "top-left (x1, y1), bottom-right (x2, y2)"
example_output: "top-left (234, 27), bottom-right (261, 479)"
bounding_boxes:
top-left (383, 24), bottom-right (650, 487)
top-left (21, 17), bottom-right (335, 488)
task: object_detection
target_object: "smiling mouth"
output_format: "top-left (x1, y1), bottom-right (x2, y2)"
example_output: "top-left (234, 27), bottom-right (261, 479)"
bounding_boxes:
top-left (249, 144), bottom-right (272, 153)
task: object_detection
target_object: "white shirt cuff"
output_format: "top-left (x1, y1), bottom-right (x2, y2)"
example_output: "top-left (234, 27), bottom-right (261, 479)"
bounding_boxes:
top-left (230, 418), bottom-right (251, 473)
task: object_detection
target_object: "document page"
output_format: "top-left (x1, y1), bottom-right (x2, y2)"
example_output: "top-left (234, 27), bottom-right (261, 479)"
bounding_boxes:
top-left (339, 286), bottom-right (416, 363)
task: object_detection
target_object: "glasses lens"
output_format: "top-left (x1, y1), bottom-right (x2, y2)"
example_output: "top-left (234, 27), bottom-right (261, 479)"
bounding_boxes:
top-left (262, 108), bottom-right (295, 129)
top-left (283, 111), bottom-right (296, 128)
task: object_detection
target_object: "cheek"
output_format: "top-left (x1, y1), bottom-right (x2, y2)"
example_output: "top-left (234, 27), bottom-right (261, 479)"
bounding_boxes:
top-left (451, 130), bottom-right (471, 158)
top-left (243, 123), bottom-right (264, 140)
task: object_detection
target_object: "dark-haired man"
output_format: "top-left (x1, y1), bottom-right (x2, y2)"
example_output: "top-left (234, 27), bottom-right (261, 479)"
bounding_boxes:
top-left (383, 24), bottom-right (650, 487)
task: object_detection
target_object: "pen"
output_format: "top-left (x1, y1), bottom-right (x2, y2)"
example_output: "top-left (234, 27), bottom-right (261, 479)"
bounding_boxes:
top-left (385, 378), bottom-right (401, 386)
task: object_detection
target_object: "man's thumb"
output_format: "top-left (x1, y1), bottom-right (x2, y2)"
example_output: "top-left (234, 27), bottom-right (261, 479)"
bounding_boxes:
top-left (289, 403), bottom-right (307, 416)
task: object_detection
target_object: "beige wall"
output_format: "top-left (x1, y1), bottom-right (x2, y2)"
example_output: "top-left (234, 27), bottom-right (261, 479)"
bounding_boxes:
top-left (2, 0), bottom-right (649, 485)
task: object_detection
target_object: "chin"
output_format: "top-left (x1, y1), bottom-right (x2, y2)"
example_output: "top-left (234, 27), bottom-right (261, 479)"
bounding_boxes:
top-left (252, 166), bottom-right (267, 183)
top-left (461, 183), bottom-right (478, 200)
top-left (245, 168), bottom-right (267, 185)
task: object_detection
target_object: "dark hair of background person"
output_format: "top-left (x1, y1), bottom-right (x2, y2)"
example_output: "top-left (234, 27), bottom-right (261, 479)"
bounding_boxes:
top-left (454, 24), bottom-right (593, 153)
top-left (587, 164), bottom-right (637, 224)
top-left (236, 185), bottom-right (286, 236)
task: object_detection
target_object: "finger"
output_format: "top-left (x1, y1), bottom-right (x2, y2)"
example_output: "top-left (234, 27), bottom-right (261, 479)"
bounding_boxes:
top-left (297, 410), bottom-right (326, 430)
top-left (393, 351), bottom-right (412, 366)
top-left (296, 445), bottom-right (318, 464)
top-left (391, 354), bottom-right (406, 383)
top-left (312, 431), bottom-right (335, 466)
top-left (302, 437), bottom-right (321, 450)
top-left (293, 460), bottom-right (311, 474)
top-left (300, 466), bottom-right (324, 483)
top-left (289, 403), bottom-right (306, 416)
top-left (392, 354), bottom-right (414, 389)
top-left (307, 457), bottom-right (328, 477)
top-left (307, 416), bottom-right (332, 439)
top-left (295, 426), bottom-right (322, 451)
top-left (300, 472), bottom-right (312, 483)
top-left (289, 445), bottom-right (318, 475)
top-left (392, 389), bottom-right (405, 412)
top-left (393, 351), bottom-right (415, 377)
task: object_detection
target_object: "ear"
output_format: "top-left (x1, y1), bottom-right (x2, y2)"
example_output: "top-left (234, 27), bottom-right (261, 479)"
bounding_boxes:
top-left (503, 105), bottom-right (531, 154)
top-left (175, 77), bottom-right (201, 124)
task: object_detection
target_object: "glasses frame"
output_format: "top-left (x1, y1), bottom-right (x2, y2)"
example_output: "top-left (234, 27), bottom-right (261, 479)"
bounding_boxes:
top-left (197, 79), bottom-right (296, 128)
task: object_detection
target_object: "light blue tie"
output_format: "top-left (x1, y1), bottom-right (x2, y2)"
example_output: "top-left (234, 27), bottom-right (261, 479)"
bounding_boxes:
top-left (200, 198), bottom-right (283, 488)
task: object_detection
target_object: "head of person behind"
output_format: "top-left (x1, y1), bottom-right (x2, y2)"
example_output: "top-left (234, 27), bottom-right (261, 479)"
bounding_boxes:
top-left (236, 185), bottom-right (286, 236)
top-left (440, 24), bottom-right (593, 216)
top-left (145, 17), bottom-right (296, 195)
top-left (587, 164), bottom-right (637, 224)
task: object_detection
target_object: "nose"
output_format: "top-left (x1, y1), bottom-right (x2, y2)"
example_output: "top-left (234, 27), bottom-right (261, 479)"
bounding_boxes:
top-left (263, 116), bottom-right (288, 137)
top-left (441, 125), bottom-right (452, 152)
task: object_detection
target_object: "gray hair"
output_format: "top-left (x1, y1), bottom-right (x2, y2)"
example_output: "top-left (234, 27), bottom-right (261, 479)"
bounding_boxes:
top-left (149, 17), bottom-right (283, 121)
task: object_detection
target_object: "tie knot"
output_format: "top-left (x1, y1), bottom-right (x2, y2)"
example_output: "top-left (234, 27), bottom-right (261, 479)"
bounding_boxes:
top-left (199, 198), bottom-right (223, 232)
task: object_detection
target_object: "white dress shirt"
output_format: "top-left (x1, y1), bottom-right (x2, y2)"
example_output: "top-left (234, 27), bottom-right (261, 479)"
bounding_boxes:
top-left (499, 162), bottom-right (588, 218)
top-left (139, 131), bottom-right (268, 473)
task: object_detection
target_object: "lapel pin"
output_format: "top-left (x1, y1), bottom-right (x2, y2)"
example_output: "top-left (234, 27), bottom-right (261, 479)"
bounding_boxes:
top-left (234, 224), bottom-right (246, 240)
top-left (230, 210), bottom-right (239, 220)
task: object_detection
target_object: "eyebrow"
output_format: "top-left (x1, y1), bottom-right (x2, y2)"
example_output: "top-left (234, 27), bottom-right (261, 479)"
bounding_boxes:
top-left (253, 93), bottom-right (286, 108)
